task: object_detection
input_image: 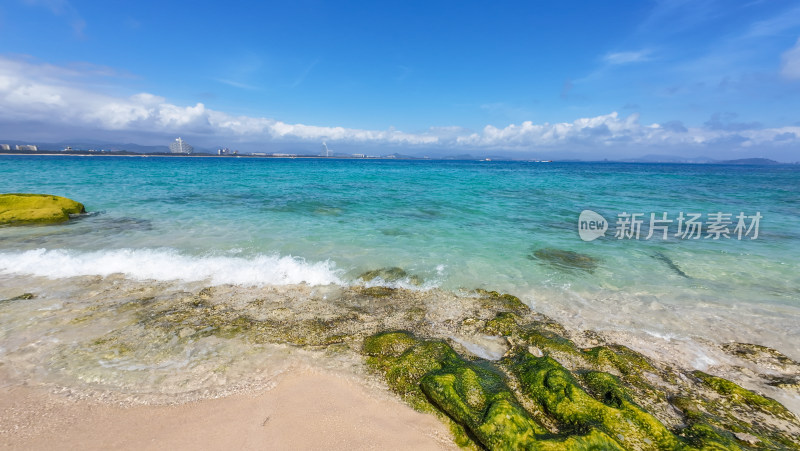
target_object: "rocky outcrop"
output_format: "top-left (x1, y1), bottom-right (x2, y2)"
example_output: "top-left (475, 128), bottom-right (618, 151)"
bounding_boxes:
top-left (0, 193), bottom-right (85, 225)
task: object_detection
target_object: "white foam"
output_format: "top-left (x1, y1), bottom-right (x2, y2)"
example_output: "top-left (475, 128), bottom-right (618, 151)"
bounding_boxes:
top-left (362, 277), bottom-right (441, 291)
top-left (0, 248), bottom-right (344, 286)
top-left (450, 335), bottom-right (508, 361)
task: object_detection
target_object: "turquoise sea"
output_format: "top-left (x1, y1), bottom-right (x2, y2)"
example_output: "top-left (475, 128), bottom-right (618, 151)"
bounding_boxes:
top-left (1, 155), bottom-right (799, 401)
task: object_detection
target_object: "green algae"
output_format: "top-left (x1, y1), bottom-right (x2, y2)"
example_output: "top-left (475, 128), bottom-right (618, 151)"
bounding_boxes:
top-left (474, 289), bottom-right (529, 312)
top-left (365, 310), bottom-right (800, 450)
top-left (135, 293), bottom-right (358, 348)
top-left (363, 331), bottom-right (626, 450)
top-left (421, 363), bottom-right (547, 448)
top-left (363, 330), bottom-right (418, 357)
top-left (509, 353), bottom-right (685, 450)
top-left (364, 331), bottom-right (537, 448)
top-left (693, 371), bottom-right (796, 421)
top-left (482, 311), bottom-right (671, 402)
top-left (582, 345), bottom-right (657, 377)
top-left (358, 267), bottom-right (422, 285)
top-left (670, 397), bottom-right (741, 450)
top-left (0, 193), bottom-right (85, 225)
top-left (364, 332), bottom-right (460, 411)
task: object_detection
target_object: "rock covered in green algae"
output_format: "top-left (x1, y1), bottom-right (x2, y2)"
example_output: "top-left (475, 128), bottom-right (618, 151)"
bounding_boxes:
top-left (0, 193), bottom-right (85, 225)
top-left (488, 311), bottom-right (800, 449)
top-left (473, 289), bottom-right (529, 313)
top-left (529, 248), bottom-right (598, 272)
top-left (509, 353), bottom-right (684, 450)
top-left (364, 331), bottom-right (624, 450)
top-left (692, 371), bottom-right (796, 421)
top-left (364, 319), bottom-right (800, 450)
top-left (358, 267), bottom-right (423, 285)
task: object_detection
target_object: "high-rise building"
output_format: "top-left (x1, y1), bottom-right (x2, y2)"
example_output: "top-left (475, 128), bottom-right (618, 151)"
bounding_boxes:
top-left (169, 137), bottom-right (193, 154)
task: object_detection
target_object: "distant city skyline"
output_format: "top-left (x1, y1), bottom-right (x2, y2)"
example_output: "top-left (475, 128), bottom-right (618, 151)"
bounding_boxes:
top-left (1, 1), bottom-right (800, 160)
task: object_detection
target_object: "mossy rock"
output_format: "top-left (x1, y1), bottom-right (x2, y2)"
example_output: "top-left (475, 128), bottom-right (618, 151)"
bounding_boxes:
top-left (421, 362), bottom-right (547, 448)
top-left (0, 193), bottom-right (85, 225)
top-left (365, 332), bottom-right (462, 411)
top-left (508, 352), bottom-right (686, 450)
top-left (358, 267), bottom-right (422, 285)
top-left (721, 342), bottom-right (799, 370)
top-left (365, 332), bottom-right (630, 450)
top-left (482, 312), bottom-right (521, 336)
top-left (474, 288), bottom-right (529, 312)
top-left (693, 371), bottom-right (797, 422)
top-left (582, 345), bottom-right (657, 377)
top-left (135, 294), bottom-right (353, 348)
top-left (363, 330), bottom-right (419, 357)
top-left (530, 248), bottom-right (598, 272)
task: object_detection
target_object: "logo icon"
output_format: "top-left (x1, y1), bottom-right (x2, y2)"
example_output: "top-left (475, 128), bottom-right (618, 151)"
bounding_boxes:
top-left (578, 210), bottom-right (607, 242)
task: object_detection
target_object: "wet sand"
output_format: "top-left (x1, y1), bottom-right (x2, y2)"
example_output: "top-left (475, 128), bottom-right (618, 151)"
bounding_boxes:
top-left (0, 367), bottom-right (456, 450)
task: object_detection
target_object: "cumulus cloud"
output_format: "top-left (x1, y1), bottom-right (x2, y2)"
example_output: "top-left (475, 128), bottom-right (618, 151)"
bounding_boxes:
top-left (1, 55), bottom-right (799, 156)
top-left (781, 38), bottom-right (800, 80)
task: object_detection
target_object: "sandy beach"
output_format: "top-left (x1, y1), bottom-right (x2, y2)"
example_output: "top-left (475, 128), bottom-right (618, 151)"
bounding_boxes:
top-left (0, 366), bottom-right (456, 450)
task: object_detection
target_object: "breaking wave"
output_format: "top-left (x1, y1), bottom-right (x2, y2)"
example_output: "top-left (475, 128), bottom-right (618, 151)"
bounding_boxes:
top-left (0, 248), bottom-right (344, 286)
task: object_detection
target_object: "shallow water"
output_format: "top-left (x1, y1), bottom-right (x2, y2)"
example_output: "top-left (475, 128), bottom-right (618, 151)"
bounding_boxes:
top-left (1, 155), bottom-right (799, 400)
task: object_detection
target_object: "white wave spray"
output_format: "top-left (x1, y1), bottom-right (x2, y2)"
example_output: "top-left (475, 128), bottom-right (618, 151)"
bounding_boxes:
top-left (0, 248), bottom-right (344, 286)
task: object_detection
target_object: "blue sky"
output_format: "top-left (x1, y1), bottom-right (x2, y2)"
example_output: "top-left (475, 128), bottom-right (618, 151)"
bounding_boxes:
top-left (1, 0), bottom-right (800, 160)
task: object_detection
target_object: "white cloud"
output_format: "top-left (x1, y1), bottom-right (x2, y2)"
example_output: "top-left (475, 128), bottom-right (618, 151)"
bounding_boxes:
top-left (781, 38), bottom-right (800, 80)
top-left (1, 55), bottom-right (798, 155)
top-left (603, 50), bottom-right (652, 65)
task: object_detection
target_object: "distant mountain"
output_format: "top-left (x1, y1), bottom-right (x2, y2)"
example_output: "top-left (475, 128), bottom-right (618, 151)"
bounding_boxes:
top-left (716, 158), bottom-right (780, 165)
top-left (440, 154), bottom-right (476, 160)
top-left (63, 142), bottom-right (171, 153)
top-left (623, 154), bottom-right (718, 163)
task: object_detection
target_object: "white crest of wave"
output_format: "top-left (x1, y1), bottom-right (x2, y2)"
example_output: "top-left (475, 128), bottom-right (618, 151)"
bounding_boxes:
top-left (0, 248), bottom-right (343, 286)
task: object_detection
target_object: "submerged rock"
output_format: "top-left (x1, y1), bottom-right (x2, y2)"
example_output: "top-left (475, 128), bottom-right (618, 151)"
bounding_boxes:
top-left (721, 342), bottom-right (799, 370)
top-left (529, 248), bottom-right (598, 272)
top-left (0, 193), bottom-right (85, 225)
top-left (358, 267), bottom-right (423, 285)
top-left (1, 293), bottom-right (35, 303)
top-left (473, 289), bottom-right (529, 313)
top-left (652, 251), bottom-right (690, 278)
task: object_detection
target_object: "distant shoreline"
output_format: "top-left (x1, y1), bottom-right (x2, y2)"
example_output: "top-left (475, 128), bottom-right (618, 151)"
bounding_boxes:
top-left (0, 151), bottom-right (793, 165)
top-left (0, 151), bottom-right (409, 160)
